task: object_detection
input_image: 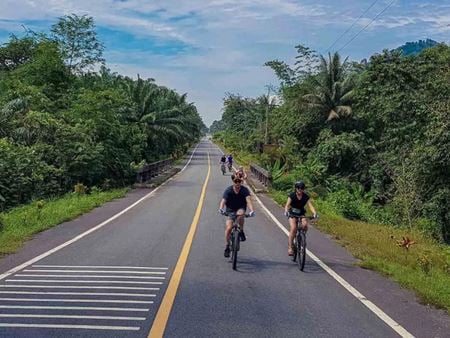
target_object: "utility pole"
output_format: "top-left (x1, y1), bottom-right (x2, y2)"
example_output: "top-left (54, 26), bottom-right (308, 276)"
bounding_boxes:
top-left (264, 86), bottom-right (271, 145)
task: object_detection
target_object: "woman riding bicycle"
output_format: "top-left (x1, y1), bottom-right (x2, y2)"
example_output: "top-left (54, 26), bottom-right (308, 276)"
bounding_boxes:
top-left (284, 181), bottom-right (317, 256)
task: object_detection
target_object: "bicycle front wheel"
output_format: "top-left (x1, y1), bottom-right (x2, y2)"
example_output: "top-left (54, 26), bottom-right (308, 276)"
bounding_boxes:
top-left (232, 229), bottom-right (240, 270)
top-left (297, 231), bottom-right (306, 271)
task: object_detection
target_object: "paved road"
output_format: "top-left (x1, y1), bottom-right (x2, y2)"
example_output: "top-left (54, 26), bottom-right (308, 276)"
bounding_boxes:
top-left (0, 140), bottom-right (449, 337)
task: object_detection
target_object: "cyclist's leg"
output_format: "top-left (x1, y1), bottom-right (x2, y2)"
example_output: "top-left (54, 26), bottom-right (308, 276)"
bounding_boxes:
top-left (236, 208), bottom-right (246, 241)
top-left (225, 218), bottom-right (233, 246)
top-left (300, 217), bottom-right (308, 230)
top-left (288, 217), bottom-right (297, 255)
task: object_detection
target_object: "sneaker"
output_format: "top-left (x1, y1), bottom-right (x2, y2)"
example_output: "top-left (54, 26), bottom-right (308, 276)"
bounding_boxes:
top-left (224, 246), bottom-right (230, 258)
top-left (239, 231), bottom-right (246, 242)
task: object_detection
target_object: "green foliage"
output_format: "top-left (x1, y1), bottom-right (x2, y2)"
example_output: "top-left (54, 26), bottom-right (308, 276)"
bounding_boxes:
top-left (0, 17), bottom-right (204, 212)
top-left (0, 35), bottom-right (37, 71)
top-left (214, 41), bottom-right (450, 243)
top-left (73, 183), bottom-right (87, 195)
top-left (51, 14), bottom-right (104, 73)
top-left (310, 129), bottom-right (367, 177)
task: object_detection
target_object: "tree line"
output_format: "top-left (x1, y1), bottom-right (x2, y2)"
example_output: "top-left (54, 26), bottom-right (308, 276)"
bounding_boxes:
top-left (0, 14), bottom-right (205, 211)
top-left (212, 43), bottom-right (449, 243)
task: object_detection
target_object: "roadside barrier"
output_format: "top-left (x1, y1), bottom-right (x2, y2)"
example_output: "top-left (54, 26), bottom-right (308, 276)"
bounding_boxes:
top-left (249, 163), bottom-right (272, 187)
top-left (136, 159), bottom-right (173, 183)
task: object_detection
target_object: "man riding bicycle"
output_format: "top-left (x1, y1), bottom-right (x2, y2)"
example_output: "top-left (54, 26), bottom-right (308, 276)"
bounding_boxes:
top-left (284, 181), bottom-right (317, 256)
top-left (219, 175), bottom-right (255, 257)
top-left (226, 154), bottom-right (233, 171)
top-left (220, 155), bottom-right (227, 172)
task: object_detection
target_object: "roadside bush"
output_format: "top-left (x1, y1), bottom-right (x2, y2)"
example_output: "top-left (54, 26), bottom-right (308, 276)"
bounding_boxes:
top-left (272, 173), bottom-right (296, 192)
top-left (325, 179), bottom-right (374, 220)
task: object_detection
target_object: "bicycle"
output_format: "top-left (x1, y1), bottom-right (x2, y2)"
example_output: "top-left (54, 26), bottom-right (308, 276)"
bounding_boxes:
top-left (222, 211), bottom-right (253, 270)
top-left (287, 214), bottom-right (316, 271)
top-left (227, 162), bottom-right (233, 172)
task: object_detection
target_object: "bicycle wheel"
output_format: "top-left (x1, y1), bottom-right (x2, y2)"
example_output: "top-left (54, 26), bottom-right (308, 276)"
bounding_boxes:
top-left (232, 229), bottom-right (240, 270)
top-left (291, 238), bottom-right (297, 262)
top-left (297, 231), bottom-right (306, 271)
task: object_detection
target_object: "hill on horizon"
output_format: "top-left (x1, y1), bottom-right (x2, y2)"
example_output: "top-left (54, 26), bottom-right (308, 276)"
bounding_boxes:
top-left (395, 39), bottom-right (438, 56)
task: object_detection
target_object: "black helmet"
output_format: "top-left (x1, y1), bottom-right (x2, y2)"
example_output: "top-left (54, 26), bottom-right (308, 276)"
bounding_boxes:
top-left (294, 181), bottom-right (306, 190)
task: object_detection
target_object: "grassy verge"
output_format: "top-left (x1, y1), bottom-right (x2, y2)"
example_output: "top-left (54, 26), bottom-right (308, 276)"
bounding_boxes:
top-left (0, 188), bottom-right (128, 257)
top-left (215, 141), bottom-right (450, 313)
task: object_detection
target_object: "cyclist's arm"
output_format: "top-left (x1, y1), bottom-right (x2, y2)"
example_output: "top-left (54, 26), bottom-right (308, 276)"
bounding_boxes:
top-left (246, 195), bottom-right (254, 213)
top-left (307, 200), bottom-right (316, 215)
top-left (219, 198), bottom-right (226, 210)
top-left (285, 197), bottom-right (292, 214)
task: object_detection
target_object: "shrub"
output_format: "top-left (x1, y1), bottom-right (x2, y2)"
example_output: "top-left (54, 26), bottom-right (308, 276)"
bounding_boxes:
top-left (73, 183), bottom-right (87, 195)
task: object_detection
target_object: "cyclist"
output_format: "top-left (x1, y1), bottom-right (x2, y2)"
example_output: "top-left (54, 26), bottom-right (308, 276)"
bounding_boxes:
top-left (284, 181), bottom-right (317, 256)
top-left (219, 155), bottom-right (227, 174)
top-left (219, 175), bottom-right (255, 257)
top-left (226, 154), bottom-right (233, 171)
top-left (234, 166), bottom-right (247, 180)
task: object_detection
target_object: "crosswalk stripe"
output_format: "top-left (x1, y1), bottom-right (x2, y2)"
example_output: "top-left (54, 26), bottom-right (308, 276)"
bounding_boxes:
top-left (33, 265), bottom-right (168, 270)
top-left (0, 323), bottom-right (140, 330)
top-left (0, 305), bottom-right (149, 311)
top-left (6, 279), bottom-right (163, 284)
top-left (0, 314), bottom-right (146, 320)
top-left (24, 269), bottom-right (166, 275)
top-left (0, 291), bottom-right (155, 297)
top-left (0, 298), bottom-right (153, 304)
top-left (0, 285), bottom-right (159, 290)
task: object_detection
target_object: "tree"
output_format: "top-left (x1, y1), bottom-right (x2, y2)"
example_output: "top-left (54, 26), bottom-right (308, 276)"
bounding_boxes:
top-left (303, 52), bottom-right (354, 121)
top-left (0, 35), bottom-right (38, 72)
top-left (51, 14), bottom-right (104, 74)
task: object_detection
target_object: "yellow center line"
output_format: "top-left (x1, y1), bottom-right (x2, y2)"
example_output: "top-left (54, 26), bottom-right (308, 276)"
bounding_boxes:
top-left (148, 152), bottom-right (211, 338)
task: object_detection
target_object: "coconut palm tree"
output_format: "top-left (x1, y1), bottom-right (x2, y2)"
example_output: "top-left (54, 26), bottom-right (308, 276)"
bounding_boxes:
top-left (303, 52), bottom-right (354, 121)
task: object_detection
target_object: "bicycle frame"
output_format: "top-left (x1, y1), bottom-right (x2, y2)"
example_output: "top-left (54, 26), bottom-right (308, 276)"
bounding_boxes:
top-left (288, 215), bottom-right (315, 271)
top-left (223, 212), bottom-right (250, 270)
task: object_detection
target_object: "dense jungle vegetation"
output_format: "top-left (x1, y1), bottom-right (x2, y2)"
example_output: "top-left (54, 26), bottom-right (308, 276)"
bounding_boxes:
top-left (212, 42), bottom-right (450, 244)
top-left (0, 15), bottom-right (205, 212)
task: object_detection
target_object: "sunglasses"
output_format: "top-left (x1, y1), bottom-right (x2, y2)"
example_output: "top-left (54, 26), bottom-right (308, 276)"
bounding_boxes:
top-left (233, 179), bottom-right (242, 184)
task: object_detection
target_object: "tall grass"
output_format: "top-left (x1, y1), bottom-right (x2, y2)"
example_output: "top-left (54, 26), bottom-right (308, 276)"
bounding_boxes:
top-left (0, 189), bottom-right (128, 256)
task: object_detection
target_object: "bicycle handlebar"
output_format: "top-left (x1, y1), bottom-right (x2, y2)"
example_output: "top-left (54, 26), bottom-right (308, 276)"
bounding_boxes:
top-left (286, 213), bottom-right (317, 220)
top-left (222, 212), bottom-right (253, 218)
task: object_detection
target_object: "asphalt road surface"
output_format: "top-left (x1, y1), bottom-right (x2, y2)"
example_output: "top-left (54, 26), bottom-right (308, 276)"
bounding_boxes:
top-left (0, 140), bottom-right (449, 338)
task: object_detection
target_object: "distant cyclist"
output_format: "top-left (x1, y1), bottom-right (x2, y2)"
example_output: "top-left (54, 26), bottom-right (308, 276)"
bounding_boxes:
top-left (219, 175), bottom-right (255, 257)
top-left (234, 166), bottom-right (247, 180)
top-left (219, 155), bottom-right (227, 174)
top-left (284, 181), bottom-right (317, 256)
top-left (227, 154), bottom-right (233, 172)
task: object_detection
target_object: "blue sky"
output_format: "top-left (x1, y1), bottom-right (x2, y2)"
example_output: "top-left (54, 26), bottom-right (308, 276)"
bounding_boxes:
top-left (0, 0), bottom-right (449, 126)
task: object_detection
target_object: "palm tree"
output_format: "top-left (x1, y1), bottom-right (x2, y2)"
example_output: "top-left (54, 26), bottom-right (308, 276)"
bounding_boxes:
top-left (123, 77), bottom-right (202, 157)
top-left (303, 52), bottom-right (354, 121)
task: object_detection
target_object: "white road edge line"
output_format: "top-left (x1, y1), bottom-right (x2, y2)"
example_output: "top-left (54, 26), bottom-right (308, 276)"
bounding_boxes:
top-left (0, 314), bottom-right (146, 320)
top-left (32, 265), bottom-right (168, 270)
top-left (0, 144), bottom-right (200, 282)
top-left (0, 298), bottom-right (153, 304)
top-left (0, 323), bottom-right (140, 331)
top-left (214, 142), bottom-right (414, 338)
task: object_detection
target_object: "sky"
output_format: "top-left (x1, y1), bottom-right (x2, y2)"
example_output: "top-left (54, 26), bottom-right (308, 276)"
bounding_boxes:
top-left (0, 0), bottom-right (449, 126)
